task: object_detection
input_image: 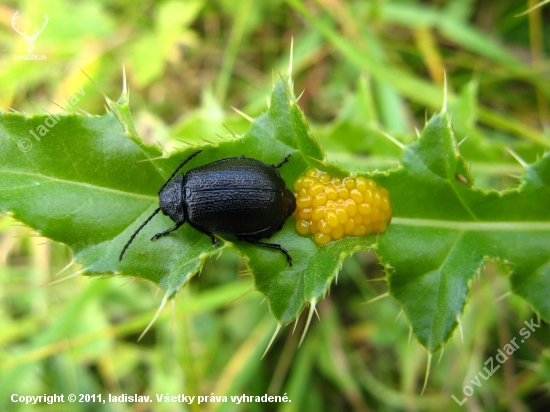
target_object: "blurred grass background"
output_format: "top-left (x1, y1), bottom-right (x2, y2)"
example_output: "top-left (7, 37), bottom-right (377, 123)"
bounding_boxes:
top-left (1, 0), bottom-right (550, 411)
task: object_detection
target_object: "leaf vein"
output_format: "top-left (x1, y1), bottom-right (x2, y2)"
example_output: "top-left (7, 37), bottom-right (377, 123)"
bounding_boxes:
top-left (0, 170), bottom-right (157, 201)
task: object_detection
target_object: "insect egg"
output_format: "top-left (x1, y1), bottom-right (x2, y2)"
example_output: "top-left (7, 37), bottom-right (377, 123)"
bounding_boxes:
top-left (294, 169), bottom-right (392, 245)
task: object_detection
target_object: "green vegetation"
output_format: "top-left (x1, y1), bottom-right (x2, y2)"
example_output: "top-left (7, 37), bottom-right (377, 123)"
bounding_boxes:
top-left (1, 0), bottom-right (549, 411)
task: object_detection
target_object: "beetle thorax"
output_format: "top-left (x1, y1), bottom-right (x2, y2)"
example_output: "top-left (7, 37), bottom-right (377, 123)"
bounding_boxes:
top-left (159, 174), bottom-right (185, 223)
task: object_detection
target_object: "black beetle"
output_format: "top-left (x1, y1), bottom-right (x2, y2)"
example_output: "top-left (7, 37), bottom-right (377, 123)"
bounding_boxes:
top-left (119, 150), bottom-right (296, 265)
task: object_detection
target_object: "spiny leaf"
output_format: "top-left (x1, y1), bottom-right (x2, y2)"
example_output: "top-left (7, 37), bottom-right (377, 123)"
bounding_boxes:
top-left (375, 112), bottom-right (550, 352)
top-left (0, 76), bottom-right (370, 326)
top-left (1, 74), bottom-right (549, 353)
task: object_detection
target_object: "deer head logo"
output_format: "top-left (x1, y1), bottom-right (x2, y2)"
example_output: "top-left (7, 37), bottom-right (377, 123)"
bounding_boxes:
top-left (11, 11), bottom-right (49, 54)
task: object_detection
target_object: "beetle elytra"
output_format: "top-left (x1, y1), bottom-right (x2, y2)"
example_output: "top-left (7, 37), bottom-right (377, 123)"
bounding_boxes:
top-left (119, 150), bottom-right (296, 265)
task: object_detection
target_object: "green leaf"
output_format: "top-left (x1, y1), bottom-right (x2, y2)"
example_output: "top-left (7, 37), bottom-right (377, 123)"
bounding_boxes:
top-left (2, 73), bottom-right (549, 354)
top-left (0, 76), bottom-right (372, 329)
top-left (375, 111), bottom-right (550, 352)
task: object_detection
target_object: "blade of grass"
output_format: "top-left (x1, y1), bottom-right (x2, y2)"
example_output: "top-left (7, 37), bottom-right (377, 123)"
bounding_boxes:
top-left (210, 316), bottom-right (273, 412)
top-left (215, 0), bottom-right (255, 104)
top-left (286, 0), bottom-right (550, 146)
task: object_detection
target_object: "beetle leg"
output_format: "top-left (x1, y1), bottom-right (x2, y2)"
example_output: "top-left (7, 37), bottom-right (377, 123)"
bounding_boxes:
top-left (206, 232), bottom-right (218, 246)
top-left (273, 154), bottom-right (291, 169)
top-left (198, 229), bottom-right (218, 246)
top-left (241, 238), bottom-right (293, 266)
top-left (151, 221), bottom-right (184, 241)
top-left (187, 223), bottom-right (219, 246)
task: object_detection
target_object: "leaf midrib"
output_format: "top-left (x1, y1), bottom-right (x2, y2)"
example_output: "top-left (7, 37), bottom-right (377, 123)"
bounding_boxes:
top-left (393, 217), bottom-right (550, 231)
top-left (0, 169), bottom-right (157, 201)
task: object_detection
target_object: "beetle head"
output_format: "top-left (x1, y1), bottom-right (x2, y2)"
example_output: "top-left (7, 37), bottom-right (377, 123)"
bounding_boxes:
top-left (159, 174), bottom-right (185, 223)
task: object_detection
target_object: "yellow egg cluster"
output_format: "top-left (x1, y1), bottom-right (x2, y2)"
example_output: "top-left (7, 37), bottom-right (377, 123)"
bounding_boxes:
top-left (293, 168), bottom-right (392, 245)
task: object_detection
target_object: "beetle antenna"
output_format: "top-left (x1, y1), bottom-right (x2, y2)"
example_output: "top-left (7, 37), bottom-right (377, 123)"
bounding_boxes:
top-left (119, 208), bottom-right (161, 261)
top-left (158, 149), bottom-right (203, 193)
